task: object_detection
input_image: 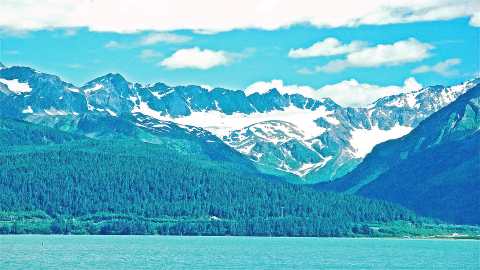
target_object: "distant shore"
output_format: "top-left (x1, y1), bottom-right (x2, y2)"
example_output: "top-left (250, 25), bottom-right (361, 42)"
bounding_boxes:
top-left (1, 233), bottom-right (479, 240)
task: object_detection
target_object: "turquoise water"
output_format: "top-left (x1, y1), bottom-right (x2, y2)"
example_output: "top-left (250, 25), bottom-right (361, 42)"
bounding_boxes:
top-left (0, 236), bottom-right (478, 269)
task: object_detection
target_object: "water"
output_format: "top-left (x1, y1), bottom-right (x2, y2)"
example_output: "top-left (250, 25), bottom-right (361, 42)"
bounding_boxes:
top-left (0, 235), bottom-right (479, 270)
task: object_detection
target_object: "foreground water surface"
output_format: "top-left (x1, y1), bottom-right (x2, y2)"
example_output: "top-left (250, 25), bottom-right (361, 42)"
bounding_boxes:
top-left (0, 235), bottom-right (478, 269)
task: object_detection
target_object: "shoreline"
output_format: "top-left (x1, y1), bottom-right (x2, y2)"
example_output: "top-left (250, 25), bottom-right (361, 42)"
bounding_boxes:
top-left (1, 234), bottom-right (478, 240)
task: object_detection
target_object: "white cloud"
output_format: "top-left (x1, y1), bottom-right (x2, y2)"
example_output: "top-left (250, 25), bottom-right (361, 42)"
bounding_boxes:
top-left (288, 38), bottom-right (366, 58)
top-left (139, 49), bottom-right (163, 60)
top-left (160, 47), bottom-right (232, 70)
top-left (245, 80), bottom-right (320, 97)
top-left (345, 38), bottom-right (433, 67)
top-left (138, 33), bottom-right (191, 45)
top-left (192, 29), bottom-right (221, 35)
top-left (403, 77), bottom-right (423, 90)
top-left (469, 12), bottom-right (480, 27)
top-left (0, 1), bottom-right (478, 33)
top-left (308, 38), bottom-right (433, 73)
top-left (104, 33), bottom-right (191, 50)
top-left (316, 77), bottom-right (423, 107)
top-left (245, 77), bottom-right (422, 107)
top-left (104, 40), bottom-right (122, 49)
top-left (314, 59), bottom-right (351, 73)
top-left (412, 58), bottom-right (461, 77)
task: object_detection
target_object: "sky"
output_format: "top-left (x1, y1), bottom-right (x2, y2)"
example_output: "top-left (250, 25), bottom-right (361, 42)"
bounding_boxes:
top-left (0, 0), bottom-right (479, 107)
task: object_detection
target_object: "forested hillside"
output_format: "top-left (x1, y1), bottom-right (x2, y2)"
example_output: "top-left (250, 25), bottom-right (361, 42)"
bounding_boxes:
top-left (0, 124), bottom-right (429, 236)
top-left (0, 117), bottom-right (82, 146)
top-left (357, 133), bottom-right (480, 225)
top-left (1, 118), bottom-right (478, 237)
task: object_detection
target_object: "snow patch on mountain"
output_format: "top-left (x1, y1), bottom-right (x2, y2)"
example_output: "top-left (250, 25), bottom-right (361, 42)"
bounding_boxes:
top-left (349, 125), bottom-right (413, 158)
top-left (159, 105), bottom-right (332, 138)
top-left (22, 106), bottom-right (33, 114)
top-left (152, 89), bottom-right (174, 98)
top-left (131, 98), bottom-right (163, 119)
top-left (200, 84), bottom-right (214, 91)
top-left (383, 92), bottom-right (418, 108)
top-left (438, 80), bottom-right (478, 103)
top-left (44, 107), bottom-right (69, 116)
top-left (83, 83), bottom-right (103, 94)
top-left (0, 78), bottom-right (32, 94)
top-left (66, 87), bottom-right (80, 93)
top-left (297, 156), bottom-right (332, 177)
top-left (106, 108), bottom-right (118, 117)
top-left (229, 120), bottom-right (307, 146)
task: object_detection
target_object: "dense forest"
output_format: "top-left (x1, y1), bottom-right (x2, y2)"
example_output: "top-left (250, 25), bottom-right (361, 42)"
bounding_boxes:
top-left (357, 133), bottom-right (480, 225)
top-left (0, 118), bottom-right (478, 237)
top-left (0, 138), bottom-right (422, 236)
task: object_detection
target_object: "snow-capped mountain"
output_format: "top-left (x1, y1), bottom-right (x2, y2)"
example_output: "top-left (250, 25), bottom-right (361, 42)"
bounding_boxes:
top-left (0, 66), bottom-right (87, 118)
top-left (0, 63), bottom-right (477, 183)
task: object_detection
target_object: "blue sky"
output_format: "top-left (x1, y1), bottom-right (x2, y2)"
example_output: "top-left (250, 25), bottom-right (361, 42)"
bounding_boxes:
top-left (0, 1), bottom-right (478, 106)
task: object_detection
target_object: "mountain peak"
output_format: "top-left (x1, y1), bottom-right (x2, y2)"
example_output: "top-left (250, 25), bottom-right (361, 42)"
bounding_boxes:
top-left (152, 82), bottom-right (168, 88)
top-left (83, 73), bottom-right (132, 94)
top-left (0, 62), bottom-right (5, 69)
top-left (91, 73), bottom-right (128, 84)
top-left (320, 97), bottom-right (340, 108)
top-left (251, 88), bottom-right (282, 97)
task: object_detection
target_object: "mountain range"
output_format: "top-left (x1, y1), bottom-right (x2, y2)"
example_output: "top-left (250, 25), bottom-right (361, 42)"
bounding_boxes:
top-left (1, 63), bottom-right (477, 184)
top-left (317, 84), bottom-right (480, 224)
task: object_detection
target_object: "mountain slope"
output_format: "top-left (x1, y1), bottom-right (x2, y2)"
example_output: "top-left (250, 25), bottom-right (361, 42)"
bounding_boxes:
top-left (0, 117), bottom-right (83, 146)
top-left (24, 112), bottom-right (254, 167)
top-left (317, 85), bottom-right (480, 224)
